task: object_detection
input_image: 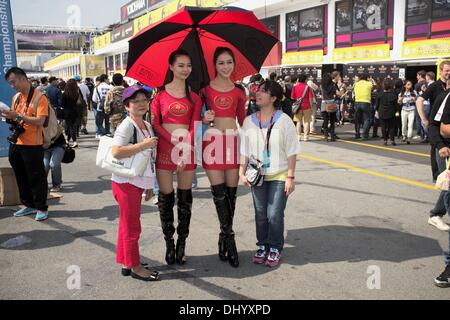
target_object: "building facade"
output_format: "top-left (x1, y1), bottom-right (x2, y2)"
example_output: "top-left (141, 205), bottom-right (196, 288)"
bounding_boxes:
top-left (44, 0), bottom-right (450, 84)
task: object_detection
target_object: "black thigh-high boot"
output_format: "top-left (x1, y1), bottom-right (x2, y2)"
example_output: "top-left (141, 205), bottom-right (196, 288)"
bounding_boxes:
top-left (176, 189), bottom-right (193, 265)
top-left (211, 184), bottom-right (239, 267)
top-left (158, 191), bottom-right (176, 265)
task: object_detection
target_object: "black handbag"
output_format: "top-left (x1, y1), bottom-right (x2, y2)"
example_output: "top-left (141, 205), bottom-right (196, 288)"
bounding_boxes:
top-left (62, 144), bottom-right (75, 164)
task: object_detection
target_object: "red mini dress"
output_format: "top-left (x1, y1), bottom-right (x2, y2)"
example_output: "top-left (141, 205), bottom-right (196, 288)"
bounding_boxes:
top-left (201, 85), bottom-right (246, 170)
top-left (151, 90), bottom-right (202, 171)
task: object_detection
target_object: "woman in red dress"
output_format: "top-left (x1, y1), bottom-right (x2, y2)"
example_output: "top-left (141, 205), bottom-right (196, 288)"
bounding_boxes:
top-left (151, 49), bottom-right (202, 265)
top-left (201, 47), bottom-right (246, 267)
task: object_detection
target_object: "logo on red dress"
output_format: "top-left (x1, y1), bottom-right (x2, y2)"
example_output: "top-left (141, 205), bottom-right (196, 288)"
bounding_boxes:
top-left (168, 102), bottom-right (188, 116)
top-left (214, 95), bottom-right (233, 110)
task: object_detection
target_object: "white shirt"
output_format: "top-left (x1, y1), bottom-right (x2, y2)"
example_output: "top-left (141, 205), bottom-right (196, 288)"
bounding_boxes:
top-left (92, 82), bottom-right (111, 104)
top-left (111, 117), bottom-right (155, 190)
top-left (78, 83), bottom-right (90, 104)
top-left (240, 111), bottom-right (301, 175)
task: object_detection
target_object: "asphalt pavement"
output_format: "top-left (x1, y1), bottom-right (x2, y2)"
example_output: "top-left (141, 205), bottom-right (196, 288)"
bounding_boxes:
top-left (1, 118), bottom-right (449, 301)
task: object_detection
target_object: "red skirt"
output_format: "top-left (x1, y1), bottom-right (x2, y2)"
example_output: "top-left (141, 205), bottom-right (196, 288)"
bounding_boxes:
top-left (202, 131), bottom-right (239, 170)
top-left (156, 138), bottom-right (196, 171)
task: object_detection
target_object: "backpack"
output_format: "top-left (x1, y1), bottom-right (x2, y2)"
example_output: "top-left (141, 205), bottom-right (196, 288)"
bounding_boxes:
top-left (106, 88), bottom-right (126, 129)
top-left (12, 90), bottom-right (63, 149)
top-left (43, 99), bottom-right (63, 149)
top-left (76, 90), bottom-right (87, 111)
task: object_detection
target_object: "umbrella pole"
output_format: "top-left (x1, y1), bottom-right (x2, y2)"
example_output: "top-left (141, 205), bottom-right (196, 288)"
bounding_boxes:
top-left (192, 28), bottom-right (215, 127)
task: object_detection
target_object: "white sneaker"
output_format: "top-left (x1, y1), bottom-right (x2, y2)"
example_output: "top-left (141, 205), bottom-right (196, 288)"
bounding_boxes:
top-left (71, 142), bottom-right (78, 148)
top-left (412, 135), bottom-right (421, 140)
top-left (50, 186), bottom-right (61, 192)
top-left (303, 136), bottom-right (309, 142)
top-left (152, 195), bottom-right (159, 205)
top-left (428, 216), bottom-right (450, 231)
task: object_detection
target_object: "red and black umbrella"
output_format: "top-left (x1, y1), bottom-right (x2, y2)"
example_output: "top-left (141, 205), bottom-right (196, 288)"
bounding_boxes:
top-left (126, 6), bottom-right (279, 90)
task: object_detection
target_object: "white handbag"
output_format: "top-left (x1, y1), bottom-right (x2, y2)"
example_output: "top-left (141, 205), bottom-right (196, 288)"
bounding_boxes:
top-left (436, 158), bottom-right (450, 191)
top-left (96, 134), bottom-right (151, 178)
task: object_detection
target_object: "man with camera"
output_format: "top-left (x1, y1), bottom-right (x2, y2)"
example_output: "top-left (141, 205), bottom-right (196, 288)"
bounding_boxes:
top-left (1, 67), bottom-right (49, 221)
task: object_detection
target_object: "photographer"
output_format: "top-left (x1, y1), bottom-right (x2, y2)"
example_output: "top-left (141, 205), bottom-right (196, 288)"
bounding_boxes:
top-left (1, 67), bottom-right (49, 221)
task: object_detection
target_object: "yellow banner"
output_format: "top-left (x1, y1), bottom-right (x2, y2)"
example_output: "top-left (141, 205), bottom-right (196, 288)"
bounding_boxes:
top-left (93, 32), bottom-right (111, 51)
top-left (282, 50), bottom-right (323, 65)
top-left (402, 38), bottom-right (450, 59)
top-left (44, 53), bottom-right (80, 70)
top-left (333, 44), bottom-right (390, 62)
top-left (200, 0), bottom-right (235, 6)
top-left (81, 55), bottom-right (106, 78)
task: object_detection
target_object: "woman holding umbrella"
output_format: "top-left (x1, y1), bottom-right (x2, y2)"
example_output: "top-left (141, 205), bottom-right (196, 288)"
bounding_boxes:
top-left (151, 49), bottom-right (202, 266)
top-left (201, 47), bottom-right (246, 268)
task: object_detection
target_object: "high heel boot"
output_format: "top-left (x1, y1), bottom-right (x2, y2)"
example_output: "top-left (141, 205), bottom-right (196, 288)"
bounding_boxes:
top-left (176, 189), bottom-right (192, 265)
top-left (158, 191), bottom-right (175, 265)
top-left (211, 184), bottom-right (239, 268)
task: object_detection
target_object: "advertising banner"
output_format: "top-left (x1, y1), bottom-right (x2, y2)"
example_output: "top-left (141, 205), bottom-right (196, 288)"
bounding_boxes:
top-left (281, 65), bottom-right (322, 84)
top-left (343, 63), bottom-right (406, 85)
top-left (81, 55), bottom-right (105, 78)
top-left (352, 0), bottom-right (387, 31)
top-left (0, 0), bottom-right (17, 157)
top-left (111, 22), bottom-right (134, 43)
top-left (93, 32), bottom-right (111, 51)
top-left (121, 0), bottom-right (148, 23)
top-left (402, 38), bottom-right (450, 59)
top-left (333, 44), bottom-right (390, 62)
top-left (15, 31), bottom-right (86, 52)
top-left (282, 50), bottom-right (324, 65)
top-left (299, 6), bottom-right (324, 39)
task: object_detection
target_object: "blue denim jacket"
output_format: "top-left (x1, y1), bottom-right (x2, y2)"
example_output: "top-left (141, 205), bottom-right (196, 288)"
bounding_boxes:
top-left (45, 84), bottom-right (62, 109)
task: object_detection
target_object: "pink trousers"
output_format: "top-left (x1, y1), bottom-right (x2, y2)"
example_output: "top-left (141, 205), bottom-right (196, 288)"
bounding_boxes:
top-left (112, 182), bottom-right (143, 268)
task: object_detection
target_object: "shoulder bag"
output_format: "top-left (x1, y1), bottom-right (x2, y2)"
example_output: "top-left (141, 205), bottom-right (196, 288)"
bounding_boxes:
top-left (96, 122), bottom-right (151, 178)
top-left (292, 85), bottom-right (309, 115)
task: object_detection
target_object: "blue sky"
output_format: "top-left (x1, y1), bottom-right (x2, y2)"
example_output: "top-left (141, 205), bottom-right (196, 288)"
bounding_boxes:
top-left (11, 0), bottom-right (130, 27)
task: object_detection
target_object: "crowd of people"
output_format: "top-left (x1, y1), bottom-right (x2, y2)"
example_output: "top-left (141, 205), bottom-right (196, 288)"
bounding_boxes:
top-left (2, 58), bottom-right (449, 287)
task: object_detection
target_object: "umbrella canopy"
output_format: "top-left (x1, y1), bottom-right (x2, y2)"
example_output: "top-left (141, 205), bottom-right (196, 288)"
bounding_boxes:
top-left (126, 6), bottom-right (279, 91)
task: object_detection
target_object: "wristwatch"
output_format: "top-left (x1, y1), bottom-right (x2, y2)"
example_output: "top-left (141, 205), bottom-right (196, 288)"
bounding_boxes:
top-left (16, 114), bottom-right (23, 123)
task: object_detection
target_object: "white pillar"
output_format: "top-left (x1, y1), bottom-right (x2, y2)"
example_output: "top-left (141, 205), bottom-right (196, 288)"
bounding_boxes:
top-left (325, 0), bottom-right (336, 65)
top-left (392, 0), bottom-right (406, 61)
top-left (280, 11), bottom-right (286, 54)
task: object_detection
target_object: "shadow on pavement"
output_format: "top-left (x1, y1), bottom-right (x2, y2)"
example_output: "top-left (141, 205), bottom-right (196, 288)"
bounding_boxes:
top-left (149, 225), bottom-right (443, 281)
top-left (0, 229), bottom-right (106, 250)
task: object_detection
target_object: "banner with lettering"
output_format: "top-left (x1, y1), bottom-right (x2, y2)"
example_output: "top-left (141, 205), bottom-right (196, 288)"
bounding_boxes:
top-left (0, 0), bottom-right (17, 157)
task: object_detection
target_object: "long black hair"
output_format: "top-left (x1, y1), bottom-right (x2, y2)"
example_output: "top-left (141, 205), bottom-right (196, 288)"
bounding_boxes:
top-left (166, 49), bottom-right (193, 104)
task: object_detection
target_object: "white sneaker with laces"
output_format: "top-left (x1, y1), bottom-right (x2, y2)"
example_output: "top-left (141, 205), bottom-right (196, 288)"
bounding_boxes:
top-left (428, 216), bottom-right (450, 231)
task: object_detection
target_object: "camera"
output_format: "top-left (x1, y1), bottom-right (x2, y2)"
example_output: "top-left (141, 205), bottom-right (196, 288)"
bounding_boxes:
top-left (6, 118), bottom-right (25, 144)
